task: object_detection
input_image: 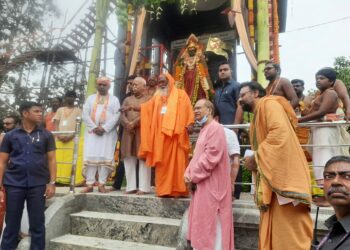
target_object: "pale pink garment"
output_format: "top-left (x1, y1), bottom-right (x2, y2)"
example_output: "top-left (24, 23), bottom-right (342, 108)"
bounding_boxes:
top-left (185, 120), bottom-right (234, 250)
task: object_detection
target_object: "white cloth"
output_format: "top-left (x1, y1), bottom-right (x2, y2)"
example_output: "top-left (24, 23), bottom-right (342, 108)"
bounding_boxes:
top-left (124, 156), bottom-right (151, 192)
top-left (311, 126), bottom-right (350, 180)
top-left (223, 127), bottom-right (240, 157)
top-left (85, 165), bottom-right (111, 185)
top-left (82, 94), bottom-right (120, 163)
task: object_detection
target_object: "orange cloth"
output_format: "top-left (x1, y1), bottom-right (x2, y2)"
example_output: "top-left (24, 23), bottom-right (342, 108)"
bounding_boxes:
top-left (259, 194), bottom-right (313, 250)
top-left (45, 112), bottom-right (56, 131)
top-left (139, 73), bottom-right (194, 197)
top-left (250, 96), bottom-right (312, 250)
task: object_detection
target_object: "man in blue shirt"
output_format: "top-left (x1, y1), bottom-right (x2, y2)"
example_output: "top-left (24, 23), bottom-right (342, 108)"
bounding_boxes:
top-left (0, 101), bottom-right (57, 250)
top-left (214, 62), bottom-right (240, 125)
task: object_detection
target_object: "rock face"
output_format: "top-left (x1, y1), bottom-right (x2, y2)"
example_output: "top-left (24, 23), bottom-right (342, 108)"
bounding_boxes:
top-left (19, 192), bottom-right (331, 250)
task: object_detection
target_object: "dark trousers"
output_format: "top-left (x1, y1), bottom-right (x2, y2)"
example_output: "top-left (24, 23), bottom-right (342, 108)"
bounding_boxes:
top-left (1, 185), bottom-right (46, 250)
top-left (113, 161), bottom-right (125, 190)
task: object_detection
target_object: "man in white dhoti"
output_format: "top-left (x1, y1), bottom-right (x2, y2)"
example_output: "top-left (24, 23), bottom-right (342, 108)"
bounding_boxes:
top-left (81, 77), bottom-right (120, 193)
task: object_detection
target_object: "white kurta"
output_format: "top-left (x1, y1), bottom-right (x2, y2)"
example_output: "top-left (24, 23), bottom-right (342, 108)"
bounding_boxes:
top-left (82, 94), bottom-right (120, 167)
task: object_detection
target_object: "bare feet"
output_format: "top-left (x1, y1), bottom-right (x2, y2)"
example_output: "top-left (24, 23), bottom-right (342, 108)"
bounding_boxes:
top-left (136, 190), bottom-right (148, 195)
top-left (107, 187), bottom-right (119, 192)
top-left (80, 186), bottom-right (93, 193)
top-left (98, 185), bottom-right (108, 193)
top-left (124, 190), bottom-right (137, 194)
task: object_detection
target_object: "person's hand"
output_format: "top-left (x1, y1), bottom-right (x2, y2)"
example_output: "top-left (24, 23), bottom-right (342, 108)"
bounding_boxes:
top-left (57, 135), bottom-right (65, 141)
top-left (184, 175), bottom-right (191, 183)
top-left (345, 109), bottom-right (350, 122)
top-left (0, 190), bottom-right (5, 203)
top-left (126, 121), bottom-right (135, 131)
top-left (243, 155), bottom-right (257, 171)
top-left (186, 124), bottom-right (194, 134)
top-left (120, 106), bottom-right (132, 112)
top-left (45, 184), bottom-right (56, 199)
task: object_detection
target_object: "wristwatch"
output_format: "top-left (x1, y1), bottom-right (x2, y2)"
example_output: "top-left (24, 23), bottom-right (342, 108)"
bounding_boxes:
top-left (48, 181), bottom-right (56, 185)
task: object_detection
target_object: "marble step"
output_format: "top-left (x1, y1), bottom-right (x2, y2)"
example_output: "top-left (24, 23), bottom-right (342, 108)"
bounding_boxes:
top-left (71, 211), bottom-right (181, 247)
top-left (84, 193), bottom-right (189, 219)
top-left (49, 234), bottom-right (176, 250)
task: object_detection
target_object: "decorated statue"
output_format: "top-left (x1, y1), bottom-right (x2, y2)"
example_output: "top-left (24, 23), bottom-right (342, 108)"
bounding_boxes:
top-left (174, 34), bottom-right (213, 105)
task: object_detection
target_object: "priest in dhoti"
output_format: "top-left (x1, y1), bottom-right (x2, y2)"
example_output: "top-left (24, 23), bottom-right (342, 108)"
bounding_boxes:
top-left (81, 77), bottom-right (120, 193)
top-left (185, 99), bottom-right (234, 250)
top-left (240, 82), bottom-right (313, 250)
top-left (139, 73), bottom-right (194, 197)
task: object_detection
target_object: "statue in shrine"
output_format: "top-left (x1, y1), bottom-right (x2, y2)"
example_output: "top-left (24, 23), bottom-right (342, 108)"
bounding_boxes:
top-left (174, 34), bottom-right (213, 106)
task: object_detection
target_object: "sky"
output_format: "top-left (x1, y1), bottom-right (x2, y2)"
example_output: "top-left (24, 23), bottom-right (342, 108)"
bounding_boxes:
top-left (237, 0), bottom-right (350, 91)
top-left (53, 0), bottom-right (350, 92)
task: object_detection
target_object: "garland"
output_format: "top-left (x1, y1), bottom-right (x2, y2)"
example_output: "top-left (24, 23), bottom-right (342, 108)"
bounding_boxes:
top-left (272, 0), bottom-right (280, 63)
top-left (115, 0), bottom-right (200, 24)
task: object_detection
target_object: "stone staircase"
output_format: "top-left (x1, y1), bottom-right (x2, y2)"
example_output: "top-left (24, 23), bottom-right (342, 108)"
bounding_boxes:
top-left (48, 193), bottom-right (189, 249)
top-left (15, 191), bottom-right (331, 250)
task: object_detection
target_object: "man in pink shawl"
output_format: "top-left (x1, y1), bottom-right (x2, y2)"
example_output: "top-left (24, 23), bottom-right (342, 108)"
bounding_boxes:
top-left (185, 99), bottom-right (234, 250)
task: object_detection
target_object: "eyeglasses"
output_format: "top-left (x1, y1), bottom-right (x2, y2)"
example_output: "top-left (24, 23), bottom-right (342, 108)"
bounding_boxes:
top-left (263, 66), bottom-right (274, 72)
top-left (239, 91), bottom-right (252, 98)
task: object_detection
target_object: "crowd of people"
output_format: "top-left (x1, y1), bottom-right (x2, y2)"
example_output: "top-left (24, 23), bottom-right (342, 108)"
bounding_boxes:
top-left (0, 60), bottom-right (350, 249)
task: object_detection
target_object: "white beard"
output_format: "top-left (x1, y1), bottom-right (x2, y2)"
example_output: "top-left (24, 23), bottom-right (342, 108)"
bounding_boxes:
top-left (159, 87), bottom-right (168, 96)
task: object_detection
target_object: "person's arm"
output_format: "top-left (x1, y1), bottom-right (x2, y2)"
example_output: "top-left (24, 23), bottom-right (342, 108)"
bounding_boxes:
top-left (230, 154), bottom-right (240, 195)
top-left (188, 127), bottom-right (226, 183)
top-left (120, 98), bottom-right (131, 128)
top-left (82, 97), bottom-right (98, 132)
top-left (101, 97), bottom-right (121, 133)
top-left (298, 91), bottom-right (338, 122)
top-left (234, 104), bottom-right (243, 124)
top-left (0, 152), bottom-right (9, 203)
top-left (281, 79), bottom-right (299, 109)
top-left (45, 151), bottom-right (56, 199)
top-left (334, 79), bottom-right (350, 120)
top-left (0, 134), bottom-right (11, 203)
top-left (45, 133), bottom-right (56, 199)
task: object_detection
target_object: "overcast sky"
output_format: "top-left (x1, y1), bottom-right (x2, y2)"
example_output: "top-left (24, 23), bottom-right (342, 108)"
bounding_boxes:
top-left (54, 0), bottom-right (350, 92)
top-left (237, 0), bottom-right (350, 91)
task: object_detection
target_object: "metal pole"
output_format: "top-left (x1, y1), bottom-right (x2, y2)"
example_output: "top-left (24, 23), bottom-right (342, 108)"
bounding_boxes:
top-left (69, 117), bottom-right (82, 193)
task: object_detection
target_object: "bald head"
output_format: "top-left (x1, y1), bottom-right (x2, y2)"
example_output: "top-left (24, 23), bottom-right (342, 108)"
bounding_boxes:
top-left (132, 77), bottom-right (147, 96)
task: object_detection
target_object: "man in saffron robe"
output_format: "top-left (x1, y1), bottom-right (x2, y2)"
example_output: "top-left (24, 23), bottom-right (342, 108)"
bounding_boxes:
top-left (81, 77), bottom-right (120, 193)
top-left (240, 81), bottom-right (313, 250)
top-left (185, 99), bottom-right (234, 250)
top-left (139, 73), bottom-right (194, 197)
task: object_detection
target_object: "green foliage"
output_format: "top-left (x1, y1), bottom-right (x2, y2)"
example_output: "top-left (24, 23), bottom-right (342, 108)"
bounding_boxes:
top-left (334, 56), bottom-right (350, 93)
top-left (115, 0), bottom-right (200, 24)
top-left (241, 166), bottom-right (252, 192)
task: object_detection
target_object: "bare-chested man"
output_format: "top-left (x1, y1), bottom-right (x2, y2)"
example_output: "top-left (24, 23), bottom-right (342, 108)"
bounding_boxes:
top-left (234, 61), bottom-right (298, 124)
top-left (291, 79), bottom-right (313, 117)
top-left (120, 77), bottom-right (151, 195)
top-left (298, 67), bottom-right (350, 206)
top-left (264, 61), bottom-right (299, 108)
top-left (333, 79), bottom-right (350, 120)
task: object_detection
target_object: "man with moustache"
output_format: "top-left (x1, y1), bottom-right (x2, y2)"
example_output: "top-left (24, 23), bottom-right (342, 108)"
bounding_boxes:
top-left (264, 61), bottom-right (299, 108)
top-left (318, 155), bottom-right (350, 249)
top-left (240, 81), bottom-right (313, 250)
